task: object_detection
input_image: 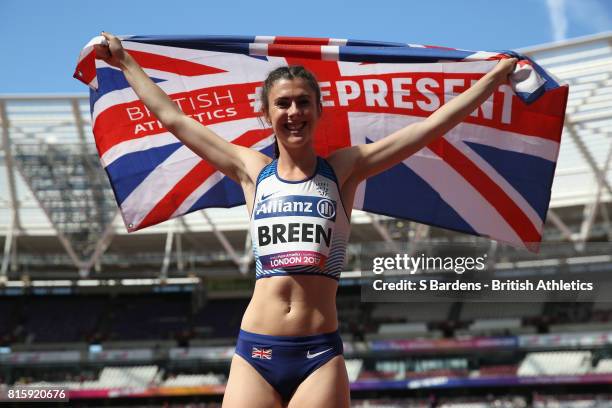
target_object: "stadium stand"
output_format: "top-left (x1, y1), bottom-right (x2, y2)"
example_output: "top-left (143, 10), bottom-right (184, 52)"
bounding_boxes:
top-left (518, 351), bottom-right (593, 376)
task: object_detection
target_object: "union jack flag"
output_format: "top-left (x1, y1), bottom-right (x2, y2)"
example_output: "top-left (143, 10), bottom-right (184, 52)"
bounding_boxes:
top-left (251, 346), bottom-right (272, 360)
top-left (74, 35), bottom-right (568, 250)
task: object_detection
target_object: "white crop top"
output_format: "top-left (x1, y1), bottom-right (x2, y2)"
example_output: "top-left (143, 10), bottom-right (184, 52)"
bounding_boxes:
top-left (250, 157), bottom-right (350, 280)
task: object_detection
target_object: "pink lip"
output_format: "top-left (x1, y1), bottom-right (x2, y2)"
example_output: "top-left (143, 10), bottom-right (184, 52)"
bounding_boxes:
top-left (284, 122), bottom-right (307, 131)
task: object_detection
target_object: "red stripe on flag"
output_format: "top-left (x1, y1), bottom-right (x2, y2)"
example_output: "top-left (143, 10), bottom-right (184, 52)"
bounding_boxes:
top-left (424, 44), bottom-right (458, 50)
top-left (128, 50), bottom-right (227, 76)
top-left (136, 128), bottom-right (273, 230)
top-left (268, 44), bottom-right (322, 60)
top-left (274, 36), bottom-right (330, 45)
top-left (428, 138), bottom-right (542, 245)
top-left (74, 50), bottom-right (97, 86)
top-left (94, 82), bottom-right (263, 156)
top-left (283, 57), bottom-right (353, 155)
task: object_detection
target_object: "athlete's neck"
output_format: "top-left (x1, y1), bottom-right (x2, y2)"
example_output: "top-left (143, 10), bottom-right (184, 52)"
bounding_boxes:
top-left (276, 150), bottom-right (317, 181)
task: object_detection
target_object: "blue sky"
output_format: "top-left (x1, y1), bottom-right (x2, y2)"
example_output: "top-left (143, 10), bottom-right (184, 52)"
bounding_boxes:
top-left (0, 0), bottom-right (610, 94)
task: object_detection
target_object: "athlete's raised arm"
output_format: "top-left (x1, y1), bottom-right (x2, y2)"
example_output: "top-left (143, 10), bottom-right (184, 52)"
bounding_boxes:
top-left (95, 32), bottom-right (269, 187)
top-left (329, 58), bottom-right (517, 185)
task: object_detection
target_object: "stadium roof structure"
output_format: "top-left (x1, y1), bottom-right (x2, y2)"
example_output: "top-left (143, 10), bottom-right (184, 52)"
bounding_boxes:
top-left (520, 31), bottom-right (612, 242)
top-left (1, 32), bottom-right (611, 281)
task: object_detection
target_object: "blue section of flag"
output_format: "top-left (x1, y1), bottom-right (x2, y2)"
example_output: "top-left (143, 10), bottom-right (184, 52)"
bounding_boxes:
top-left (91, 67), bottom-right (165, 106)
top-left (186, 143), bottom-right (275, 213)
top-left (465, 142), bottom-right (555, 221)
top-left (126, 35), bottom-right (257, 44)
top-left (345, 39), bottom-right (407, 47)
top-left (362, 139), bottom-right (477, 235)
top-left (126, 35), bottom-right (255, 57)
top-left (187, 175), bottom-right (245, 212)
top-left (338, 45), bottom-right (475, 63)
top-left (259, 143), bottom-right (275, 159)
top-left (105, 142), bottom-right (183, 205)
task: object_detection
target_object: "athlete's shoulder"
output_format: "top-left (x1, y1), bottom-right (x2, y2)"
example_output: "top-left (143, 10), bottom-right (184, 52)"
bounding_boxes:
top-left (325, 147), bottom-right (361, 187)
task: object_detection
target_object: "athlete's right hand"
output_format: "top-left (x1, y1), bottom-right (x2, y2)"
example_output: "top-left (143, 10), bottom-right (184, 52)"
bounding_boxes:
top-left (94, 31), bottom-right (128, 69)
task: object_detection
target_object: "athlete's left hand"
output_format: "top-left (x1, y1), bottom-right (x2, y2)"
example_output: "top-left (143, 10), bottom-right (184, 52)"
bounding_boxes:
top-left (491, 58), bottom-right (518, 81)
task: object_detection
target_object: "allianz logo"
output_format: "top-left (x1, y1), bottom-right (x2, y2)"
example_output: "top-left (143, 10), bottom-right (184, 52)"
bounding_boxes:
top-left (255, 196), bottom-right (336, 220)
top-left (316, 199), bottom-right (336, 219)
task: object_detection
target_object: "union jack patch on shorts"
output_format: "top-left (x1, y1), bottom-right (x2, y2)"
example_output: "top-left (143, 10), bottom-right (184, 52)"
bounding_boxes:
top-left (251, 347), bottom-right (272, 360)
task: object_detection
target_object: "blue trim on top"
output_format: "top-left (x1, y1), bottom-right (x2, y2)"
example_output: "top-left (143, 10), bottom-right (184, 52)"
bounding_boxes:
top-left (318, 157), bottom-right (351, 223)
top-left (256, 160), bottom-right (277, 186)
top-left (250, 160), bottom-right (276, 221)
top-left (317, 158), bottom-right (338, 184)
top-left (275, 157), bottom-right (320, 184)
top-left (256, 271), bottom-right (340, 281)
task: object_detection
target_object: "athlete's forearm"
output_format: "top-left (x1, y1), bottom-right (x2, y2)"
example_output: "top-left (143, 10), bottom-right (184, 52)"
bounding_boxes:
top-left (420, 66), bottom-right (508, 139)
top-left (342, 59), bottom-right (516, 181)
top-left (118, 53), bottom-right (183, 128)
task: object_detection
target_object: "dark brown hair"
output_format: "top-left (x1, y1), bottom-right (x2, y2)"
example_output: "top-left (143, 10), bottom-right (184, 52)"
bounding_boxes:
top-left (260, 66), bottom-right (322, 158)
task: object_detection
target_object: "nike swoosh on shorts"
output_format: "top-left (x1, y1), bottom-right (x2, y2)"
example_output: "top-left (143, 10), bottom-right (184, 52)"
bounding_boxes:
top-left (306, 348), bottom-right (333, 359)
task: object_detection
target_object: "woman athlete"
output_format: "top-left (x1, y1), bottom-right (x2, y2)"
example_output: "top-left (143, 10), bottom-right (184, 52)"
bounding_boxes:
top-left (96, 32), bottom-right (516, 408)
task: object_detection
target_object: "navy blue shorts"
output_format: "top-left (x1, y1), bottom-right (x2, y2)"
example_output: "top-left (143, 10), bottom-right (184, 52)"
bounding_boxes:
top-left (235, 329), bottom-right (343, 401)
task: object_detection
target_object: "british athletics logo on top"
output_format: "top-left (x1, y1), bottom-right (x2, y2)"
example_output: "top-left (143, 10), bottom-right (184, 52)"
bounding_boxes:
top-left (74, 35), bottom-right (568, 251)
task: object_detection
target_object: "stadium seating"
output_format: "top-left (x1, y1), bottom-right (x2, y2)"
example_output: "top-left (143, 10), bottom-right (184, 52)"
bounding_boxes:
top-left (19, 365), bottom-right (160, 390)
top-left (375, 322), bottom-right (430, 338)
top-left (344, 358), bottom-right (364, 382)
top-left (534, 394), bottom-right (612, 408)
top-left (476, 364), bottom-right (518, 377)
top-left (594, 358), bottom-right (612, 374)
top-left (162, 373), bottom-right (225, 386)
top-left (462, 318), bottom-right (523, 336)
top-left (437, 396), bottom-right (527, 408)
top-left (460, 302), bottom-right (543, 320)
top-left (371, 302), bottom-right (453, 322)
top-left (97, 365), bottom-right (160, 388)
top-left (518, 351), bottom-right (592, 376)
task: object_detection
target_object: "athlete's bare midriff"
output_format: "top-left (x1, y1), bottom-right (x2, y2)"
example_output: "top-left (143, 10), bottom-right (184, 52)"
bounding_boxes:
top-left (240, 275), bottom-right (339, 335)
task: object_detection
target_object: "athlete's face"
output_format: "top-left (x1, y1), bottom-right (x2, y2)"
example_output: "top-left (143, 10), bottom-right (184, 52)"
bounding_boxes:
top-left (265, 78), bottom-right (321, 151)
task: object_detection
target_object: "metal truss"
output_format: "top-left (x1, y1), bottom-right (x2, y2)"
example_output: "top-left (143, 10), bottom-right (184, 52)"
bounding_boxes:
top-left (0, 95), bottom-right (118, 278)
top-left (521, 32), bottom-right (612, 248)
top-left (201, 210), bottom-right (251, 275)
top-left (0, 101), bottom-right (21, 278)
